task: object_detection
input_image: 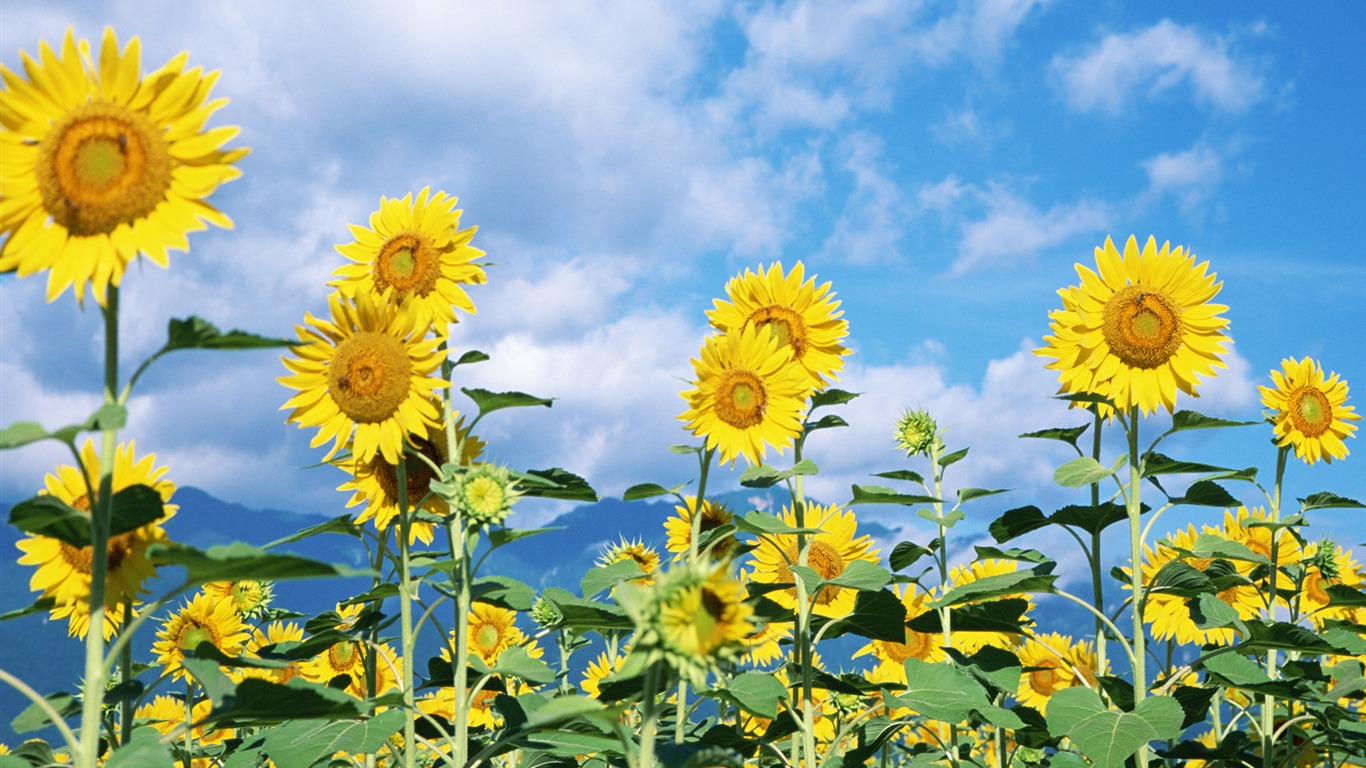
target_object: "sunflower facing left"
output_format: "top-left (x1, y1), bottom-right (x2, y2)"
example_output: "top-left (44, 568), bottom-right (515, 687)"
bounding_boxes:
top-left (0, 28), bottom-right (247, 304)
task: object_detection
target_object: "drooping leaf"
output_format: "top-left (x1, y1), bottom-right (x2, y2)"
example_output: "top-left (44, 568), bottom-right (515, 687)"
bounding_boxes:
top-left (487, 525), bottom-right (564, 549)
top-left (622, 483), bottom-right (673, 501)
top-left (938, 447), bottom-right (969, 468)
top-left (1176, 533), bottom-right (1269, 565)
top-left (1166, 410), bottom-right (1259, 434)
top-left (1050, 502), bottom-right (1143, 537)
top-left (149, 541), bottom-right (373, 585)
top-left (810, 388), bottom-right (860, 409)
top-left (1171, 684), bottom-right (1219, 730)
top-left (1237, 620), bottom-right (1362, 655)
top-left (943, 645), bottom-right (1024, 696)
top-left (461, 387), bottom-right (554, 416)
top-left (715, 672), bottom-right (786, 719)
top-left (10, 692), bottom-right (78, 734)
top-left (1298, 492), bottom-right (1365, 512)
top-left (957, 487), bottom-right (1009, 504)
top-left (1047, 687), bottom-right (1183, 768)
top-left (516, 467), bottom-right (598, 502)
top-left (541, 587), bottom-right (633, 632)
top-left (165, 316), bottom-right (293, 351)
top-left (489, 645), bottom-right (556, 684)
top-left (817, 588), bottom-right (908, 644)
top-left (580, 559), bottom-right (652, 599)
top-left (1019, 424), bottom-right (1090, 450)
top-left (871, 469), bottom-right (926, 485)
top-left (0, 597), bottom-right (55, 622)
top-left (205, 677), bottom-right (374, 725)
top-left (821, 559), bottom-right (892, 591)
top-left (1142, 452), bottom-right (1239, 477)
top-left (889, 540), bottom-right (934, 571)
top-left (805, 413), bottom-right (848, 432)
top-left (849, 485), bottom-right (940, 506)
top-left (987, 505), bottom-right (1049, 544)
top-left (0, 404), bottom-right (128, 451)
top-left (453, 349), bottom-right (491, 367)
top-left (733, 510), bottom-right (817, 536)
top-left (973, 546), bottom-right (1054, 568)
top-left (1171, 480), bottom-right (1241, 508)
top-left (470, 575), bottom-right (538, 611)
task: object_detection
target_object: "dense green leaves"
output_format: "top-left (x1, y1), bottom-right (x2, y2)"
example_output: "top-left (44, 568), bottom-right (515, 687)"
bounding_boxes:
top-left (149, 541), bottom-right (373, 585)
top-left (0, 403), bottom-right (126, 450)
top-left (1047, 688), bottom-right (1183, 768)
top-left (8, 484), bottom-right (167, 547)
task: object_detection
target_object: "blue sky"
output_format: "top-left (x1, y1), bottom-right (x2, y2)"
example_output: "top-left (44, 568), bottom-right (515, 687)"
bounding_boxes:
top-left (2, 1), bottom-right (1363, 566)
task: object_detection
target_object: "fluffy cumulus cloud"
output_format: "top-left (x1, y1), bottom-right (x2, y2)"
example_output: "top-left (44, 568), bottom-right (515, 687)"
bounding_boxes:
top-left (952, 184), bottom-right (1112, 275)
top-left (1051, 19), bottom-right (1264, 115)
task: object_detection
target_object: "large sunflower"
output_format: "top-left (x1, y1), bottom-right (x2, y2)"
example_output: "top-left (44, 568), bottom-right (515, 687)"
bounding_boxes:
top-left (747, 502), bottom-right (880, 618)
top-left (466, 601), bottom-right (543, 666)
top-left (944, 559), bottom-right (1033, 654)
top-left (1259, 357), bottom-right (1360, 465)
top-left (1036, 235), bottom-right (1230, 416)
top-left (707, 261), bottom-right (850, 389)
top-left (679, 324), bottom-right (811, 467)
top-left (1138, 524), bottom-right (1262, 646)
top-left (853, 583), bottom-right (943, 683)
top-left (338, 413), bottom-right (484, 545)
top-left (1014, 632), bottom-right (1083, 713)
top-left (152, 590), bottom-right (249, 682)
top-left (280, 290), bottom-right (447, 464)
top-left (0, 28), bottom-right (247, 305)
top-left (298, 603), bottom-right (401, 698)
top-left (15, 439), bottom-right (175, 637)
top-left (330, 187), bottom-right (486, 330)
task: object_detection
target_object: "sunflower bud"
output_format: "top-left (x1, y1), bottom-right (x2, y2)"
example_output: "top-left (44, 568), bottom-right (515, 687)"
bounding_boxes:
top-left (894, 407), bottom-right (938, 457)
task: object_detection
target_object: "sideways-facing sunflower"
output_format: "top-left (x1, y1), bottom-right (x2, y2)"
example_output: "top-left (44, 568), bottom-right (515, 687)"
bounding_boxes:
top-left (280, 290), bottom-right (447, 464)
top-left (16, 439), bottom-right (176, 638)
top-left (338, 412), bottom-right (485, 545)
top-left (1138, 524), bottom-right (1262, 646)
top-left (1259, 357), bottom-right (1360, 465)
top-left (707, 261), bottom-right (850, 389)
top-left (0, 28), bottom-right (247, 305)
top-left (152, 590), bottom-right (249, 682)
top-left (330, 187), bottom-right (486, 331)
top-left (664, 495), bottom-right (737, 562)
top-left (679, 324), bottom-right (811, 467)
top-left (1036, 235), bottom-right (1230, 416)
top-left (597, 537), bottom-right (662, 585)
top-left (640, 562), bottom-right (754, 686)
top-left (747, 502), bottom-right (880, 619)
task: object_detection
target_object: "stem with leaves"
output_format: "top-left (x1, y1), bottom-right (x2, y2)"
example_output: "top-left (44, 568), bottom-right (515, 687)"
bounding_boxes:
top-left (1123, 406), bottom-right (1149, 768)
top-left (1261, 446), bottom-right (1290, 768)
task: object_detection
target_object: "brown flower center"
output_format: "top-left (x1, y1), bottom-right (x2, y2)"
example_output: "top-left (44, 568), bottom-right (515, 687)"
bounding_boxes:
top-left (748, 305), bottom-right (808, 359)
top-left (1101, 285), bottom-right (1184, 369)
top-left (328, 640), bottom-right (359, 671)
top-left (1288, 386), bottom-right (1332, 438)
top-left (779, 539), bottom-right (846, 606)
top-left (37, 101), bottom-right (173, 236)
top-left (1029, 662), bottom-right (1064, 695)
top-left (328, 332), bottom-right (412, 423)
top-left (715, 370), bottom-right (766, 428)
top-left (373, 231), bottom-right (441, 298)
top-left (371, 434), bottom-right (444, 503)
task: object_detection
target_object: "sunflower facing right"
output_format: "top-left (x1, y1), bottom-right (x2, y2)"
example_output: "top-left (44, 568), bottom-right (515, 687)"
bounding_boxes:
top-left (1036, 235), bottom-right (1231, 416)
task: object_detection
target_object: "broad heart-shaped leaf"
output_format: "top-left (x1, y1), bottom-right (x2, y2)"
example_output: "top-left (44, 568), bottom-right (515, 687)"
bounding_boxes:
top-left (203, 677), bottom-right (374, 726)
top-left (849, 484), bottom-right (941, 506)
top-left (0, 403), bottom-right (126, 450)
top-left (516, 467), bottom-right (597, 502)
top-left (908, 598), bottom-right (1030, 637)
top-left (810, 388), bottom-right (860, 409)
top-left (461, 386), bottom-right (554, 416)
top-left (973, 546), bottom-right (1054, 568)
top-left (105, 727), bottom-right (174, 768)
top-left (1176, 533), bottom-right (1269, 565)
top-left (821, 559), bottom-right (892, 591)
top-left (488, 645), bottom-right (556, 684)
top-left (943, 645), bottom-right (1023, 697)
top-left (470, 575), bottom-right (537, 611)
top-left (11, 692), bottom-right (78, 734)
top-left (988, 505), bottom-right (1049, 543)
top-left (7, 484), bottom-right (167, 548)
top-left (1053, 456), bottom-right (1123, 488)
top-left (1170, 480), bottom-right (1241, 508)
top-left (220, 710), bottom-right (406, 768)
top-left (1298, 491), bottom-right (1365, 512)
top-left (891, 659), bottom-right (1023, 728)
top-left (1165, 409), bottom-right (1259, 434)
top-left (165, 316), bottom-right (293, 351)
top-left (1235, 619), bottom-right (1363, 655)
top-left (816, 587), bottom-right (908, 643)
top-left (889, 540), bottom-right (934, 571)
top-left (1019, 424), bottom-right (1090, 450)
top-left (711, 671), bottom-right (786, 719)
top-left (1046, 687), bottom-right (1183, 768)
top-left (148, 541), bottom-right (373, 585)
top-left (1050, 502), bottom-right (1143, 537)
top-left (540, 587), bottom-right (633, 632)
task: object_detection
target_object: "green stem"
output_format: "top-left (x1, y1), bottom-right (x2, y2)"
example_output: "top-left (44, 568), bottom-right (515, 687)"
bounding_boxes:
top-left (688, 447), bottom-right (715, 563)
top-left (638, 662), bottom-right (661, 768)
top-left (118, 600), bottom-right (133, 746)
top-left (78, 286), bottom-right (120, 768)
top-left (1090, 412), bottom-right (1108, 681)
top-left (792, 443), bottom-right (818, 768)
top-left (396, 456), bottom-right (417, 768)
top-left (1124, 406), bottom-right (1149, 768)
top-left (451, 515), bottom-right (472, 768)
top-left (1262, 446), bottom-right (1289, 768)
top-left (928, 437), bottom-right (957, 767)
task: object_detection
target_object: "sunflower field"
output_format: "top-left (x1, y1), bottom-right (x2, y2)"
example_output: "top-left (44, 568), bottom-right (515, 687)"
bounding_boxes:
top-left (3, 26), bottom-right (1365, 768)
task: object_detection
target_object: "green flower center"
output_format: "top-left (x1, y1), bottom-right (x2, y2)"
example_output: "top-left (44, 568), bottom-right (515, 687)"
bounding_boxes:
top-left (328, 331), bottom-right (413, 423)
top-left (1290, 386), bottom-right (1332, 437)
top-left (37, 101), bottom-right (173, 236)
top-left (176, 621), bottom-right (218, 653)
top-left (475, 623), bottom-right (503, 655)
top-left (464, 476), bottom-right (505, 516)
top-left (715, 370), bottom-right (766, 428)
top-left (374, 231), bottom-right (441, 297)
top-left (749, 305), bottom-right (807, 359)
top-left (1101, 285), bottom-right (1184, 369)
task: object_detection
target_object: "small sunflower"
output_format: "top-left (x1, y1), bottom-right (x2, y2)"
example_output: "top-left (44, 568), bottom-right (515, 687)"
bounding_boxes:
top-left (241, 620), bottom-right (305, 684)
top-left (679, 324), bottom-right (812, 467)
top-left (1139, 524), bottom-right (1262, 646)
top-left (466, 602), bottom-right (542, 666)
top-left (299, 603), bottom-right (401, 698)
top-left (1015, 633), bottom-right (1079, 712)
top-left (1036, 235), bottom-right (1231, 416)
top-left (853, 584), bottom-right (943, 683)
top-left (1300, 541), bottom-right (1364, 628)
top-left (664, 495), bottom-right (737, 562)
top-left (707, 261), bottom-right (850, 389)
top-left (1259, 357), bottom-right (1360, 465)
top-left (152, 591), bottom-right (249, 682)
top-left (580, 651), bottom-right (626, 698)
top-left (747, 502), bottom-right (881, 618)
top-left (330, 187), bottom-right (486, 330)
top-left (338, 412), bottom-right (485, 545)
top-left (204, 579), bottom-right (274, 619)
top-left (636, 562), bottom-right (754, 686)
top-left (15, 439), bottom-right (175, 637)
top-left (894, 408), bottom-right (938, 458)
top-left (597, 537), bottom-right (661, 585)
top-left (279, 290), bottom-right (447, 464)
top-left (439, 463), bottom-right (520, 528)
top-left (0, 28), bottom-right (247, 305)
top-left (944, 559), bottom-right (1033, 654)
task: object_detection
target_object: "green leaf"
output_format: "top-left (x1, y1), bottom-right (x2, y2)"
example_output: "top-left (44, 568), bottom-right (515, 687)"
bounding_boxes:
top-left (580, 559), bottom-right (652, 599)
top-left (872, 469), bottom-right (926, 485)
top-left (943, 645), bottom-right (1024, 696)
top-left (932, 571), bottom-right (1057, 608)
top-left (461, 387), bottom-right (554, 416)
top-left (917, 507), bottom-right (965, 528)
top-left (738, 459), bottom-right (818, 488)
top-left (1187, 592), bottom-right (1242, 631)
top-left (733, 510), bottom-right (818, 536)
top-left (489, 645), bottom-right (556, 684)
top-left (11, 692), bottom-right (78, 734)
top-left (810, 388), bottom-right (860, 409)
top-left (1054, 456), bottom-right (1119, 488)
top-left (1051, 502), bottom-right (1142, 537)
top-left (805, 413), bottom-right (848, 432)
top-left (818, 588), bottom-right (908, 643)
top-left (1200, 651), bottom-right (1271, 686)
top-left (7, 484), bottom-right (167, 548)
top-left (222, 710), bottom-right (406, 768)
top-left (149, 541), bottom-right (373, 585)
top-left (107, 484), bottom-right (169, 536)
top-left (204, 677), bottom-right (373, 725)
top-left (1299, 492), bottom-right (1365, 512)
top-left (973, 546), bottom-right (1055, 568)
top-left (105, 727), bottom-right (174, 768)
top-left (719, 672), bottom-right (786, 719)
top-left (849, 484), bottom-right (940, 506)
top-left (0, 597), bottom-right (55, 622)
top-left (987, 505), bottom-right (1049, 544)
top-left (1019, 424), bottom-right (1090, 449)
top-left (891, 659), bottom-right (1023, 728)
top-left (470, 575), bottom-right (538, 611)
top-left (957, 487), bottom-right (1009, 504)
top-left (1237, 620), bottom-right (1362, 655)
top-left (1167, 410), bottom-right (1259, 434)
top-left (938, 447), bottom-right (969, 467)
top-left (0, 421), bottom-right (50, 450)
top-left (908, 599), bottom-right (1030, 638)
top-left (1324, 584), bottom-right (1366, 609)
top-left (1177, 533), bottom-right (1269, 565)
top-left (165, 316), bottom-right (293, 351)
top-left (1142, 452), bottom-right (1240, 477)
top-left (889, 541), bottom-right (934, 571)
top-left (516, 467), bottom-right (598, 502)
top-left (1171, 480), bottom-right (1240, 508)
top-left (339, 583), bottom-right (399, 606)
top-left (622, 483), bottom-right (673, 501)
top-left (263, 514), bottom-right (361, 549)
top-left (1171, 684), bottom-right (1219, 730)
top-left (1, 404), bottom-right (128, 450)
top-left (1047, 687), bottom-right (1183, 768)
top-left (821, 559), bottom-right (892, 591)
top-left (486, 525), bottom-right (563, 549)
top-left (454, 349), bottom-right (491, 366)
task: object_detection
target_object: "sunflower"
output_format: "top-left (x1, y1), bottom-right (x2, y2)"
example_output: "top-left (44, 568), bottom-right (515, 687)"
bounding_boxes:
top-left (853, 584), bottom-right (943, 683)
top-left (465, 602), bottom-right (543, 667)
top-left (597, 537), bottom-right (661, 585)
top-left (1139, 524), bottom-right (1262, 646)
top-left (299, 603), bottom-right (401, 698)
top-left (747, 502), bottom-right (880, 619)
top-left (330, 187), bottom-right (486, 330)
top-left (1036, 235), bottom-right (1231, 416)
top-left (241, 620), bottom-right (305, 684)
top-left (204, 579), bottom-right (274, 619)
top-left (152, 590), bottom-right (249, 682)
top-left (1259, 357), bottom-right (1360, 465)
top-left (894, 408), bottom-right (938, 458)
top-left (580, 651), bottom-right (626, 698)
top-left (634, 562), bottom-right (754, 686)
top-left (944, 559), bottom-right (1032, 654)
top-left (279, 290), bottom-right (448, 464)
top-left (48, 598), bottom-right (128, 641)
top-left (1014, 633), bottom-right (1082, 712)
top-left (338, 413), bottom-right (485, 545)
top-left (679, 324), bottom-right (812, 467)
top-left (664, 495), bottom-right (737, 562)
top-left (1300, 541), bottom-right (1364, 628)
top-left (1217, 506), bottom-right (1301, 579)
top-left (707, 261), bottom-right (850, 389)
top-left (15, 439), bottom-right (175, 636)
top-left (0, 28), bottom-right (247, 305)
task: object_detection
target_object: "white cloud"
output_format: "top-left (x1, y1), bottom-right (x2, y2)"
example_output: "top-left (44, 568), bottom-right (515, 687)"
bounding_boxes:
top-left (1052, 20), bottom-right (1264, 115)
top-left (818, 133), bottom-right (908, 264)
top-left (1141, 144), bottom-right (1230, 216)
top-left (953, 186), bottom-right (1111, 275)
